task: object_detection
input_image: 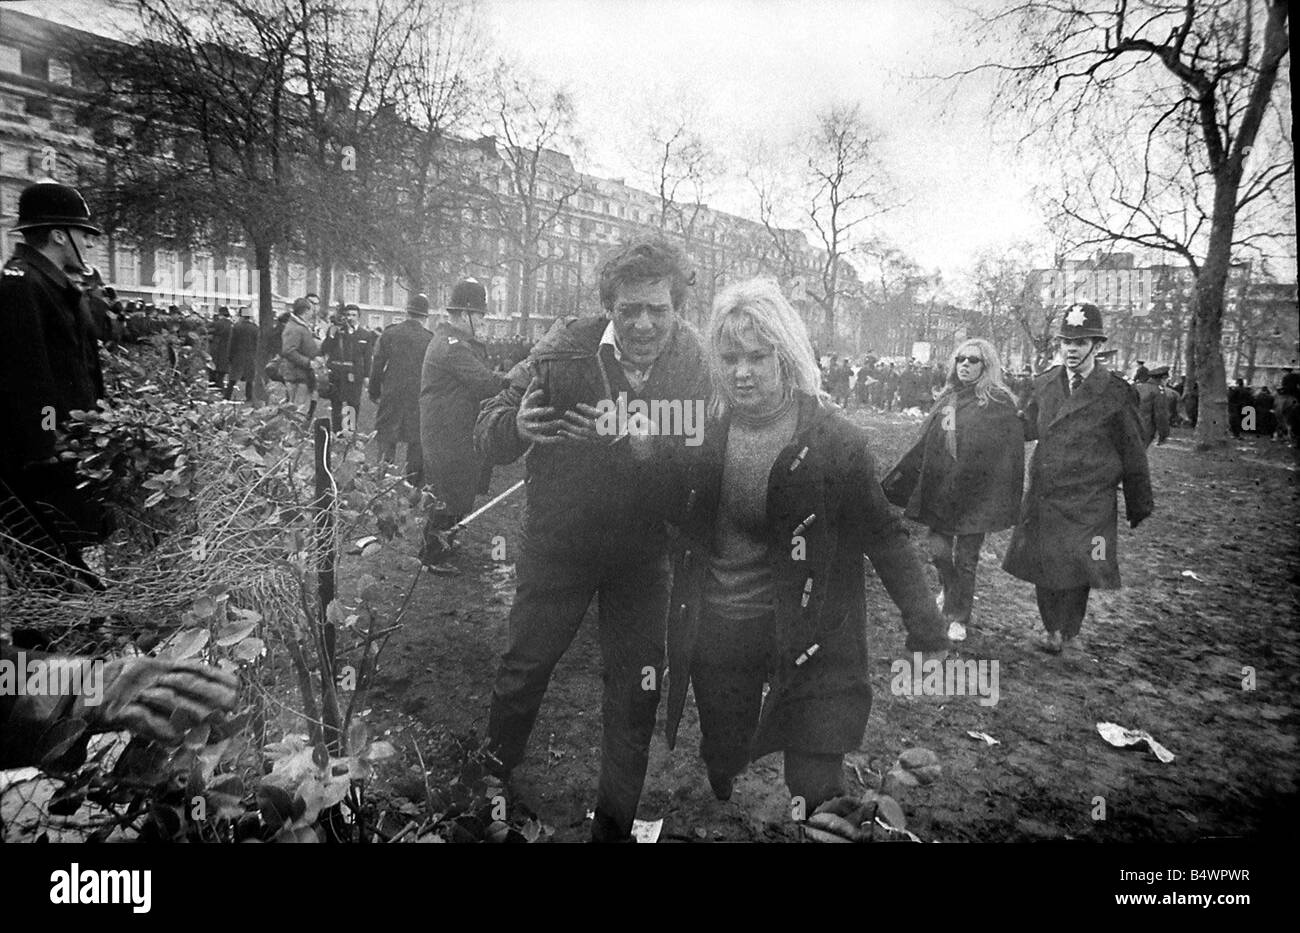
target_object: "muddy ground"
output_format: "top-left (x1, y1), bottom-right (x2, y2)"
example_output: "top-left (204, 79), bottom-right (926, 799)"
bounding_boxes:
top-left (346, 410), bottom-right (1299, 843)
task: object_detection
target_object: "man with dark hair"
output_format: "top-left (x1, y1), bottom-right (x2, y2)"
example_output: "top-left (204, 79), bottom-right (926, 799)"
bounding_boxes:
top-left (321, 303), bottom-right (373, 433)
top-left (370, 293), bottom-right (433, 485)
top-left (209, 306), bottom-right (233, 390)
top-left (0, 181), bottom-right (109, 588)
top-left (1228, 378), bottom-right (1249, 437)
top-left (476, 238), bottom-right (709, 842)
top-left (226, 307), bottom-right (260, 401)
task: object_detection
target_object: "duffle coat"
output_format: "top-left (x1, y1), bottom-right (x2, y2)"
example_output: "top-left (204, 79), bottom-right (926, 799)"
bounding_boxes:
top-left (665, 393), bottom-right (948, 758)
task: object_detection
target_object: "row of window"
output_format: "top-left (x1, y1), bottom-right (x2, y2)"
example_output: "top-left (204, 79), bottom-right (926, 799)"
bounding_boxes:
top-left (0, 44), bottom-right (73, 86)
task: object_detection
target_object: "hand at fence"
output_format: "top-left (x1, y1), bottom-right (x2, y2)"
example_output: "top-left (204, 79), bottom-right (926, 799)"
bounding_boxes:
top-left (79, 657), bottom-right (239, 745)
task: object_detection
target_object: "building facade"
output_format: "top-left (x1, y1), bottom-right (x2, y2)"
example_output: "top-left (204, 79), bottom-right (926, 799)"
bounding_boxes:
top-left (1, 8), bottom-right (831, 342)
top-left (1028, 251), bottom-right (1298, 382)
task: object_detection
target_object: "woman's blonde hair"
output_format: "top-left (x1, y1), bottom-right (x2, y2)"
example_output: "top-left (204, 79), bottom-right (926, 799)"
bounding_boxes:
top-left (707, 278), bottom-right (828, 418)
top-left (936, 337), bottom-right (1016, 409)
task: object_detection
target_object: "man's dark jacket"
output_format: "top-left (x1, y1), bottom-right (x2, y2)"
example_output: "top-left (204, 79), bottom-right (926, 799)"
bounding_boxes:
top-left (370, 318), bottom-right (432, 445)
top-left (474, 316), bottom-right (709, 559)
top-left (322, 324), bottom-right (373, 406)
top-left (0, 243), bottom-right (103, 473)
top-left (209, 315), bottom-right (233, 372)
top-left (1003, 364), bottom-right (1153, 590)
top-left (421, 320), bottom-right (503, 516)
top-left (227, 318), bottom-right (259, 381)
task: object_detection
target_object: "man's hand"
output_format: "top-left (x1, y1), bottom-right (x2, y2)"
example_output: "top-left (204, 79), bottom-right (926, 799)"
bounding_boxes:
top-left (558, 402), bottom-right (604, 445)
top-left (79, 657), bottom-right (239, 744)
top-left (515, 378), bottom-right (569, 446)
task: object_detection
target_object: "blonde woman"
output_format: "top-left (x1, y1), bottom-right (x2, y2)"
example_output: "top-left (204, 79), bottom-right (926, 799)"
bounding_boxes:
top-left (882, 338), bottom-right (1024, 641)
top-left (664, 278), bottom-right (947, 812)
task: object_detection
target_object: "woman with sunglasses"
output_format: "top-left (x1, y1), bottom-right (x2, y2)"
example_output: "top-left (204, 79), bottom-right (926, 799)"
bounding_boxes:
top-left (883, 338), bottom-right (1024, 641)
top-left (663, 279), bottom-right (947, 813)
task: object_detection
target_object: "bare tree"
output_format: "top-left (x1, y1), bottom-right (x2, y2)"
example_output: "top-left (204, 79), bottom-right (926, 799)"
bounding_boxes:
top-left (79, 0), bottom-right (315, 397)
top-left (855, 240), bottom-right (940, 358)
top-left (954, 0), bottom-right (1292, 450)
top-left (967, 244), bottom-right (1045, 364)
top-left (627, 98), bottom-right (723, 250)
top-left (476, 64), bottom-right (586, 336)
top-left (366, 0), bottom-right (484, 295)
top-left (747, 104), bottom-right (896, 347)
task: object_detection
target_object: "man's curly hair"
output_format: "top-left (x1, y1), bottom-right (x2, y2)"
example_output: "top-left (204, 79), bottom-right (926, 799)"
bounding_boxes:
top-left (598, 237), bottom-right (693, 313)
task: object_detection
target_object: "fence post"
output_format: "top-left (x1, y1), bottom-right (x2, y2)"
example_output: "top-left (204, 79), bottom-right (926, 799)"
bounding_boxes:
top-left (313, 416), bottom-right (344, 770)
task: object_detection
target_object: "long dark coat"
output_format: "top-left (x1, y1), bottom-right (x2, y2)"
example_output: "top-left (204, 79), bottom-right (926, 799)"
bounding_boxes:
top-left (369, 318), bottom-right (432, 446)
top-left (0, 243), bottom-right (103, 473)
top-left (1003, 365), bottom-right (1153, 590)
top-left (665, 394), bottom-right (948, 759)
top-left (227, 319), bottom-right (259, 381)
top-left (209, 316), bottom-right (233, 371)
top-left (420, 321), bottom-right (502, 515)
top-left (887, 386), bottom-right (1024, 534)
top-left (1135, 381), bottom-right (1170, 446)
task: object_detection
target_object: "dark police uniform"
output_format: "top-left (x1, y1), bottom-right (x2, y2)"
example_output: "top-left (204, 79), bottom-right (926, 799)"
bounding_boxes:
top-left (0, 183), bottom-right (108, 584)
top-left (1003, 304), bottom-right (1153, 643)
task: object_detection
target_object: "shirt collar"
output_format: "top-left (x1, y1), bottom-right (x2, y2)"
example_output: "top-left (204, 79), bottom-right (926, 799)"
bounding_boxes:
top-left (601, 320), bottom-right (657, 390)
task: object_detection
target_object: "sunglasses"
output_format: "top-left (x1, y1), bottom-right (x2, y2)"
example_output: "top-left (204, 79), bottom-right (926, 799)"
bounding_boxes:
top-left (955, 355), bottom-right (984, 365)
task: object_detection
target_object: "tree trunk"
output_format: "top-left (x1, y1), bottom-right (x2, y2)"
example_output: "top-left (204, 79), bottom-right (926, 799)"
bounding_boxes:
top-left (319, 255), bottom-right (333, 309)
top-left (518, 257), bottom-right (535, 338)
top-left (254, 239), bottom-right (275, 403)
top-left (1191, 165), bottom-right (1248, 450)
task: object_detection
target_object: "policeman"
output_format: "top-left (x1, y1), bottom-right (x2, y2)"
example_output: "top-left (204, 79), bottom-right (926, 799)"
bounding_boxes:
top-left (418, 278), bottom-right (505, 562)
top-left (1003, 303), bottom-right (1153, 655)
top-left (0, 180), bottom-right (109, 587)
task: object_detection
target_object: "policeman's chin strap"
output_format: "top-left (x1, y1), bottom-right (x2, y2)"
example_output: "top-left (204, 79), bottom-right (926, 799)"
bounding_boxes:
top-left (1070, 339), bottom-right (1099, 373)
top-left (64, 227), bottom-right (91, 276)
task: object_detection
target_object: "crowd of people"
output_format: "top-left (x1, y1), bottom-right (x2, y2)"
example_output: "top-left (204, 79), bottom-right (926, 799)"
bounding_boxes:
top-left (2, 179), bottom-right (1298, 843)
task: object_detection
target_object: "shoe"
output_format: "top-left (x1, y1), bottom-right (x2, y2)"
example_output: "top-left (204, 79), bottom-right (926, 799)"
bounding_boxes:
top-left (1038, 631), bottom-right (1063, 654)
top-left (1060, 634), bottom-right (1079, 655)
top-left (947, 621), bottom-right (967, 642)
top-left (707, 769), bottom-right (735, 802)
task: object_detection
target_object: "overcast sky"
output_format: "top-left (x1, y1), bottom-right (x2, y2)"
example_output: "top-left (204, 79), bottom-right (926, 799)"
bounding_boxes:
top-left (14, 0), bottom-right (1094, 295)
top-left (479, 0), bottom-right (1051, 287)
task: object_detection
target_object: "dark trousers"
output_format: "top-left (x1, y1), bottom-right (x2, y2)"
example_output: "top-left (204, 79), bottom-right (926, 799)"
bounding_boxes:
top-left (380, 441), bottom-right (423, 488)
top-left (693, 610), bottom-right (845, 809)
top-left (927, 531), bottom-right (984, 626)
top-left (330, 390), bottom-right (362, 434)
top-left (1035, 585), bottom-right (1090, 637)
top-left (487, 547), bottom-right (670, 842)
